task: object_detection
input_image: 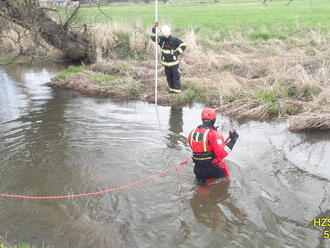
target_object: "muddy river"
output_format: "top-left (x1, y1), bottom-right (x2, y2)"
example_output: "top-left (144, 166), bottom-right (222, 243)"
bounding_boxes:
top-left (0, 65), bottom-right (330, 248)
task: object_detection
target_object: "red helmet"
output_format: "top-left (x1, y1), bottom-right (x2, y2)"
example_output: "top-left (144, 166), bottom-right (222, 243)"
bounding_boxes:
top-left (201, 108), bottom-right (217, 120)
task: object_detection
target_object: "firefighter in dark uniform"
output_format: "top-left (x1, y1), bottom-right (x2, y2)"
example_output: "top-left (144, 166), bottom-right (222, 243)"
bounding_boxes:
top-left (151, 23), bottom-right (187, 93)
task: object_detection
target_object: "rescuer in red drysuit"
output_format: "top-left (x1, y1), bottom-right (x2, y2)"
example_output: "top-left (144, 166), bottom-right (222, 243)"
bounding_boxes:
top-left (188, 108), bottom-right (239, 183)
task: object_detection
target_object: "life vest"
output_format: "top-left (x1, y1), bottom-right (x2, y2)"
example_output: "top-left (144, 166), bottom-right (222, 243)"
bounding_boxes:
top-left (189, 127), bottom-right (216, 165)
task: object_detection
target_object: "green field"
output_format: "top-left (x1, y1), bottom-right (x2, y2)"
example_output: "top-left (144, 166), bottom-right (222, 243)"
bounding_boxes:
top-left (69, 0), bottom-right (330, 39)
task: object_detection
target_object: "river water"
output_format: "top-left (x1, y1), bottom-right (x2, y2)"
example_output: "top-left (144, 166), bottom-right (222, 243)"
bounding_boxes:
top-left (0, 65), bottom-right (330, 248)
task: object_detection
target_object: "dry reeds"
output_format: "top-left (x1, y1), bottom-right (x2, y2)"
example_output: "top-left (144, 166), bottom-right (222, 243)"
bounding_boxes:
top-left (87, 23), bottom-right (330, 125)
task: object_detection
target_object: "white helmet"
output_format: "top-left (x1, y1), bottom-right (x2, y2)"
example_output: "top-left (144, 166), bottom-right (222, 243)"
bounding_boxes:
top-left (161, 25), bottom-right (171, 38)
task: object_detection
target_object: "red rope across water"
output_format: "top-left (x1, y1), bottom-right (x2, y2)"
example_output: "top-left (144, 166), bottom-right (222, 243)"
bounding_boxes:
top-left (0, 158), bottom-right (190, 200)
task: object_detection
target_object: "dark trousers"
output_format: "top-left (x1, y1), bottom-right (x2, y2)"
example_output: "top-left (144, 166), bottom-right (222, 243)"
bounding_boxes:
top-left (194, 163), bottom-right (226, 180)
top-left (164, 65), bottom-right (181, 91)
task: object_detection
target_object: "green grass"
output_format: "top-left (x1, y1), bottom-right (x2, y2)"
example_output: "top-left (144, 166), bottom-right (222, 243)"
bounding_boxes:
top-left (56, 65), bottom-right (84, 79)
top-left (254, 88), bottom-right (278, 103)
top-left (249, 32), bottom-right (287, 41)
top-left (268, 102), bottom-right (281, 116)
top-left (58, 0), bottom-right (330, 40)
top-left (254, 82), bottom-right (321, 117)
top-left (254, 84), bottom-right (292, 103)
top-left (90, 72), bottom-right (118, 84)
top-left (172, 80), bottom-right (220, 105)
top-left (254, 84), bottom-right (292, 117)
top-left (268, 102), bottom-right (300, 117)
top-left (119, 78), bottom-right (143, 97)
top-left (0, 57), bottom-right (12, 64)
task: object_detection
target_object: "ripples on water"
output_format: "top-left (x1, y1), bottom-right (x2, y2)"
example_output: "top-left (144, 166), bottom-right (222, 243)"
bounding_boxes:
top-left (0, 66), bottom-right (330, 248)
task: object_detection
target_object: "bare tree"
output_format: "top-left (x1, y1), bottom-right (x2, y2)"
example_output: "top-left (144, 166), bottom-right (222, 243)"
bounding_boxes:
top-left (0, 0), bottom-right (96, 64)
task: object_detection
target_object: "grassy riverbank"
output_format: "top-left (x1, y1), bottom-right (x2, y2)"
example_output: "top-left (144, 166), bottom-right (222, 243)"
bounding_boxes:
top-left (2, 0), bottom-right (329, 130)
top-left (49, 13), bottom-right (330, 131)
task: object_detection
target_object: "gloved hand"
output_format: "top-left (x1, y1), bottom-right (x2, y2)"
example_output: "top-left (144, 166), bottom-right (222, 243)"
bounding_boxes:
top-left (174, 50), bottom-right (180, 57)
top-left (226, 130), bottom-right (239, 150)
top-left (229, 130), bottom-right (239, 141)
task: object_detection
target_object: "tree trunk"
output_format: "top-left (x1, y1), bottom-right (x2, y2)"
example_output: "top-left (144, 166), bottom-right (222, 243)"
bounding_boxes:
top-left (0, 0), bottom-right (96, 64)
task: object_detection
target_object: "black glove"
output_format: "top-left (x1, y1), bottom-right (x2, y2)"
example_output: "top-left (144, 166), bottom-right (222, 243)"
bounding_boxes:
top-left (174, 50), bottom-right (180, 57)
top-left (226, 131), bottom-right (239, 150)
top-left (229, 130), bottom-right (239, 141)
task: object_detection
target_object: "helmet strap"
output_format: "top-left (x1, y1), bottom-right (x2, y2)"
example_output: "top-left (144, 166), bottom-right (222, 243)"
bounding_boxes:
top-left (202, 119), bottom-right (215, 127)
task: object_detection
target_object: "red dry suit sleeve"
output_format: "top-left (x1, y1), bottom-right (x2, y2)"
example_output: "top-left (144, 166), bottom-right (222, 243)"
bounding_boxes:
top-left (209, 130), bottom-right (231, 163)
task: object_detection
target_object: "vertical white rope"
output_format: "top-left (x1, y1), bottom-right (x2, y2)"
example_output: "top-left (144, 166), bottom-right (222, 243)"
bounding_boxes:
top-left (155, 0), bottom-right (158, 105)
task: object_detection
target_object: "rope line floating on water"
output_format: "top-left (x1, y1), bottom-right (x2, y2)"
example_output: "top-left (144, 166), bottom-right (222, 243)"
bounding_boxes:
top-left (0, 158), bottom-right (190, 200)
